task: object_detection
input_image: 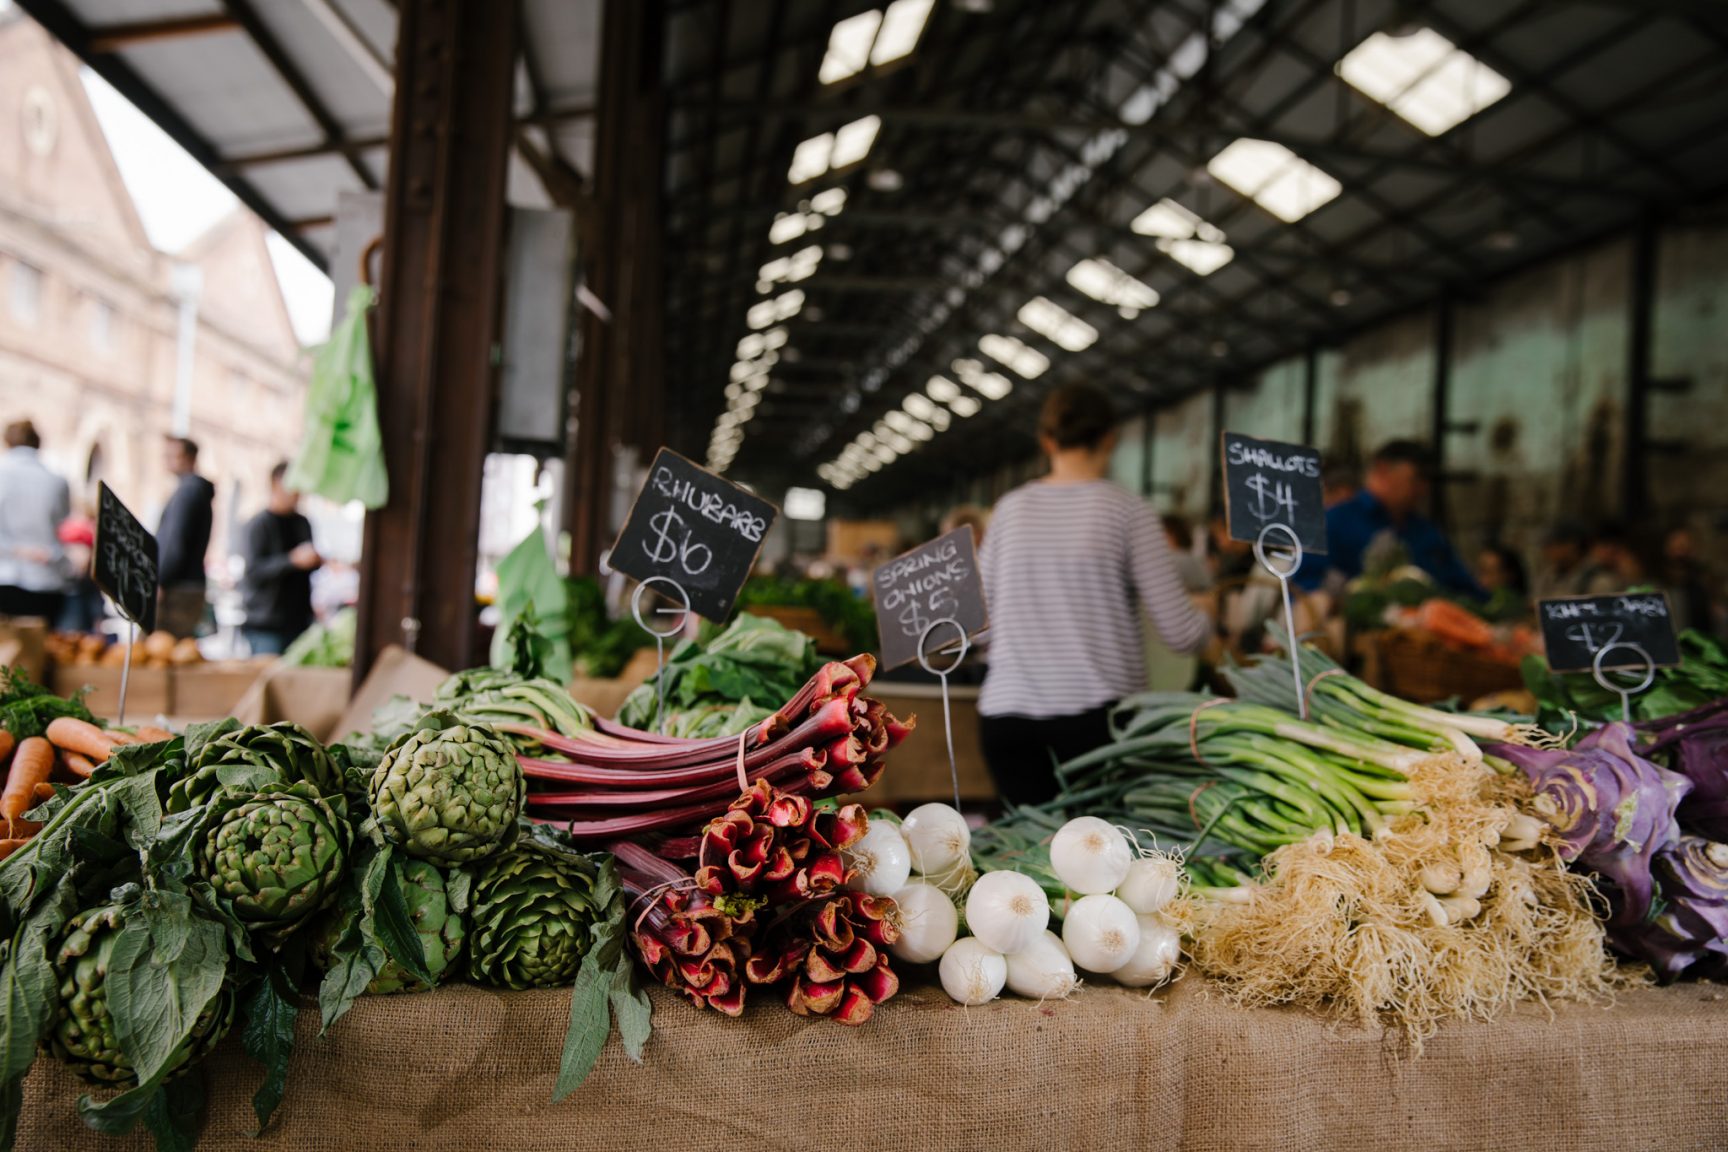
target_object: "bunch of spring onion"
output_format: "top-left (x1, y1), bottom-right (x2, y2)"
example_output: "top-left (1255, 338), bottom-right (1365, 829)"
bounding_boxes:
top-left (503, 656), bottom-right (913, 843)
top-left (872, 804), bottom-right (1184, 1004)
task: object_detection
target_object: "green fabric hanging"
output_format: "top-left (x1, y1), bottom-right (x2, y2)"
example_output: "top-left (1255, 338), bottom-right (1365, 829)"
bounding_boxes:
top-left (288, 284), bottom-right (388, 509)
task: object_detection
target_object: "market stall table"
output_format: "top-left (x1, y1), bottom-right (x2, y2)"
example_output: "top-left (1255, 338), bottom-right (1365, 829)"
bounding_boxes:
top-left (20, 979), bottom-right (1728, 1151)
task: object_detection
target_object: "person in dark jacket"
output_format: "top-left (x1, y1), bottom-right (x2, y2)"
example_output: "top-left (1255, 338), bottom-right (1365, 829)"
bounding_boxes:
top-left (240, 463), bottom-right (321, 656)
top-left (156, 437), bottom-right (215, 636)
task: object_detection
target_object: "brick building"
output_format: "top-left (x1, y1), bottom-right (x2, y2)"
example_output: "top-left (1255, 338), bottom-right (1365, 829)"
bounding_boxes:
top-left (0, 12), bottom-right (306, 568)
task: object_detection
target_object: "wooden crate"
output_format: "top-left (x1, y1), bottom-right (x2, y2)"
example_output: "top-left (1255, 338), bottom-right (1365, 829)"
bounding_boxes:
top-left (1373, 630), bottom-right (1525, 704)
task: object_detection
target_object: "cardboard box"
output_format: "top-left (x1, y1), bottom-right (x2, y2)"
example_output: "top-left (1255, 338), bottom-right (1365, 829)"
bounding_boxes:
top-left (851, 682), bottom-right (994, 806)
top-left (51, 664), bottom-right (172, 723)
top-left (172, 659), bottom-right (274, 719)
top-left (231, 664), bottom-right (353, 742)
top-left (0, 619), bottom-right (49, 683)
top-left (332, 647), bottom-right (451, 739)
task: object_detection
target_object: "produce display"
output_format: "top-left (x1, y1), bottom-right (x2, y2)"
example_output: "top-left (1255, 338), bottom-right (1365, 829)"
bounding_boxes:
top-left (280, 607), bottom-right (356, 667)
top-left (616, 613), bottom-right (821, 737)
top-left (44, 630), bottom-right (204, 669)
top-left (1524, 628), bottom-right (1728, 725)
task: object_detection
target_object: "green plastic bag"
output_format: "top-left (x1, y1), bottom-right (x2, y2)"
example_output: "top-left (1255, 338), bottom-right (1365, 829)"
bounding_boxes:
top-left (288, 285), bottom-right (388, 508)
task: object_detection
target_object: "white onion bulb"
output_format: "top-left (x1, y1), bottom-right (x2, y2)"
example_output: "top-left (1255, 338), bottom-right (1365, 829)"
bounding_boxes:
top-left (1115, 856), bottom-right (1182, 915)
top-left (888, 882), bottom-right (959, 964)
top-left (964, 870), bottom-right (1050, 955)
top-left (900, 803), bottom-right (971, 878)
top-left (939, 937), bottom-right (1007, 1005)
top-left (1061, 894), bottom-right (1141, 974)
top-left (1110, 915), bottom-right (1181, 987)
top-left (843, 821), bottom-right (913, 897)
top-left (1005, 930), bottom-right (1079, 1000)
top-left (1049, 816), bottom-right (1134, 895)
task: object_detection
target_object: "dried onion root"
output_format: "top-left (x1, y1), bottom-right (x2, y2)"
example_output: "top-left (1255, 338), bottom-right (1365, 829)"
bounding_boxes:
top-left (1178, 752), bottom-right (1626, 1051)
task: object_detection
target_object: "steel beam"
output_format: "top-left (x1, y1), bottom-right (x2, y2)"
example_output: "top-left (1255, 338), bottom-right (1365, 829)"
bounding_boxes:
top-left (354, 0), bottom-right (518, 679)
top-left (87, 14), bottom-right (238, 51)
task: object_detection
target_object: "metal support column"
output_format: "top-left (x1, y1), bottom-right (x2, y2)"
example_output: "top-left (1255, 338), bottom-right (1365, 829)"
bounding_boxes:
top-left (1301, 344), bottom-right (1319, 447)
top-left (1623, 216), bottom-right (1658, 520)
top-left (1430, 294), bottom-right (1454, 526)
top-left (569, 0), bottom-right (666, 576)
top-left (353, 0), bottom-right (518, 680)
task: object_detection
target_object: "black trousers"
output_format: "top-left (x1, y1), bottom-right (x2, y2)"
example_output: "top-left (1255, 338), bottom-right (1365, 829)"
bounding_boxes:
top-left (978, 704), bottom-right (1114, 807)
top-left (0, 586), bottom-right (63, 621)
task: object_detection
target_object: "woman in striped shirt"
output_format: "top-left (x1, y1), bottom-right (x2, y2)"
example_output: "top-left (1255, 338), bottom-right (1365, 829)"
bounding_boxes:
top-left (978, 385), bottom-right (1213, 805)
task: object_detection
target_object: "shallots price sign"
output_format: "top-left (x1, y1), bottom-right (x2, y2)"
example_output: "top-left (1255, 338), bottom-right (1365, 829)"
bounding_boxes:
top-left (1221, 431), bottom-right (1327, 554)
top-left (610, 449), bottom-right (778, 621)
top-left (871, 526), bottom-right (988, 670)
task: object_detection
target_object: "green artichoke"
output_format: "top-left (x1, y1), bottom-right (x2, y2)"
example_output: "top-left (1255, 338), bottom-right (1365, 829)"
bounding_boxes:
top-left (195, 781), bottom-right (351, 941)
top-left (169, 721), bottom-right (341, 812)
top-left (465, 842), bottom-right (598, 989)
top-left (313, 859), bottom-right (469, 994)
top-left (48, 904), bottom-right (236, 1085)
top-left (369, 716), bottom-right (524, 864)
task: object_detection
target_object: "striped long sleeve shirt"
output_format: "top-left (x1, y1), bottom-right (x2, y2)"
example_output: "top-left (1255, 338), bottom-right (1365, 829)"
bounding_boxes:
top-left (978, 480), bottom-right (1211, 719)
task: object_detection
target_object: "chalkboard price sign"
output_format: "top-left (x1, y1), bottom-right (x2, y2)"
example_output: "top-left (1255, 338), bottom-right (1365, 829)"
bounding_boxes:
top-left (610, 448), bottom-right (779, 622)
top-left (871, 526), bottom-right (988, 671)
top-left (93, 481), bottom-right (158, 633)
top-left (1537, 592), bottom-right (1680, 673)
top-left (1221, 431), bottom-right (1327, 555)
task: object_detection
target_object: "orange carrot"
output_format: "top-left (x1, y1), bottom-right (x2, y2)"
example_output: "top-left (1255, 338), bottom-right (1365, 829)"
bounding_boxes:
top-left (45, 717), bottom-right (117, 764)
top-left (133, 726), bottom-right (174, 744)
top-left (31, 782), bottom-right (55, 803)
top-left (0, 839), bottom-right (26, 861)
top-left (2, 737), bottom-right (54, 835)
top-left (61, 751), bottom-right (96, 780)
top-left (0, 730), bottom-right (14, 767)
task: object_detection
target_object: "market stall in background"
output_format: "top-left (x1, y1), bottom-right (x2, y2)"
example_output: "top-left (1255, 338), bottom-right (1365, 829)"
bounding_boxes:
top-left (3, 0), bottom-right (1728, 1149)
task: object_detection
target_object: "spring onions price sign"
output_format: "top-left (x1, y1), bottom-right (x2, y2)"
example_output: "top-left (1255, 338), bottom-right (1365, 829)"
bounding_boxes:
top-left (871, 525), bottom-right (988, 671)
top-left (1537, 593), bottom-right (1680, 674)
top-left (610, 448), bottom-right (778, 622)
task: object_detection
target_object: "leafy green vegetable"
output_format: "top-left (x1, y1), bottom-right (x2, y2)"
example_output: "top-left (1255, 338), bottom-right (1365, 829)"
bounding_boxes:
top-left (567, 576), bottom-right (649, 679)
top-left (618, 614), bottom-right (820, 733)
top-left (0, 666), bottom-right (96, 739)
top-left (737, 576), bottom-right (877, 653)
top-left (280, 608), bottom-right (356, 668)
top-left (489, 524), bottom-right (572, 683)
top-left (1524, 629), bottom-right (1728, 726)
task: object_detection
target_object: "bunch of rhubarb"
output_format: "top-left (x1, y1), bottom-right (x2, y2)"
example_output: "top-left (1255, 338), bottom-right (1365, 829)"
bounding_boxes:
top-left (511, 655), bottom-right (913, 843)
top-left (610, 781), bottom-right (902, 1025)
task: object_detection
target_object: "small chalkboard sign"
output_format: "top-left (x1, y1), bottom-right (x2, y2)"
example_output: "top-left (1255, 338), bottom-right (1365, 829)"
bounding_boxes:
top-left (871, 526), bottom-right (988, 671)
top-left (93, 481), bottom-right (157, 633)
top-left (1221, 431), bottom-right (1327, 554)
top-left (610, 448), bottom-right (778, 622)
top-left (1537, 592), bottom-right (1680, 673)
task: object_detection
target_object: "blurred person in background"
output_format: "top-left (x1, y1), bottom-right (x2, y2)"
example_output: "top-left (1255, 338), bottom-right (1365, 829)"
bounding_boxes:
top-left (1475, 543), bottom-right (1529, 621)
top-left (156, 436), bottom-right (215, 637)
top-left (239, 463), bottom-right (321, 655)
top-left (1322, 465), bottom-right (1360, 509)
top-left (0, 420), bottom-right (69, 620)
top-left (978, 385), bottom-right (1212, 806)
top-left (1161, 514), bottom-right (1212, 594)
top-left (1585, 523), bottom-right (1646, 594)
top-left (54, 504), bottom-right (105, 633)
top-left (1532, 521), bottom-right (1601, 599)
top-left (1661, 527), bottom-right (1714, 634)
top-left (1294, 440), bottom-right (1483, 599)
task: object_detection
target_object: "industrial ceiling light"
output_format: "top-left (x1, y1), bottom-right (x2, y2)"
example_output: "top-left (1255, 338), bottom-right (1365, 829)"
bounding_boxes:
top-left (871, 0), bottom-right (936, 64)
top-left (830, 115), bottom-right (882, 169)
top-left (952, 357), bottom-right (1014, 400)
top-left (1336, 28), bottom-right (1511, 136)
top-left (1206, 139), bottom-right (1342, 223)
top-left (903, 392), bottom-right (939, 420)
top-left (1066, 257), bottom-right (1160, 317)
top-left (819, 10), bottom-right (883, 84)
top-left (867, 168), bottom-right (905, 192)
top-left (978, 333), bottom-right (1050, 378)
top-left (948, 394), bottom-right (981, 417)
top-left (926, 375), bottom-right (961, 403)
top-left (1131, 198), bottom-right (1234, 276)
top-left (1016, 296), bottom-right (1098, 351)
top-left (810, 187), bottom-right (848, 215)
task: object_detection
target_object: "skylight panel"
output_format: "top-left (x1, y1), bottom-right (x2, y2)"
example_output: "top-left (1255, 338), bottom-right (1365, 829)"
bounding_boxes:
top-left (903, 392), bottom-right (939, 421)
top-left (810, 187), bottom-right (848, 215)
top-left (1159, 238), bottom-right (1235, 276)
top-left (1016, 296), bottom-right (1098, 352)
top-left (1066, 258), bottom-right (1160, 317)
top-left (948, 394), bottom-right (980, 417)
top-left (978, 333), bottom-right (1049, 378)
top-left (769, 212), bottom-right (813, 244)
top-left (829, 115), bottom-right (882, 169)
top-left (1206, 139), bottom-right (1342, 223)
top-left (788, 134), bottom-right (834, 184)
top-left (870, 0), bottom-right (935, 64)
top-left (952, 357), bottom-right (1013, 400)
top-left (1336, 29), bottom-right (1510, 136)
top-left (757, 245), bottom-right (823, 290)
top-left (819, 10), bottom-right (883, 84)
top-left (747, 290), bottom-right (804, 330)
top-left (926, 376), bottom-right (961, 404)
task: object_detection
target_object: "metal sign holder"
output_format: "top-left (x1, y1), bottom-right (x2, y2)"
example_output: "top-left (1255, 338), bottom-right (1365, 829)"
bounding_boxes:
top-left (1253, 522), bottom-right (1308, 721)
top-left (115, 619), bottom-right (138, 728)
top-left (631, 576), bottom-right (692, 736)
top-left (1590, 640), bottom-right (1656, 724)
top-left (917, 617), bottom-right (971, 812)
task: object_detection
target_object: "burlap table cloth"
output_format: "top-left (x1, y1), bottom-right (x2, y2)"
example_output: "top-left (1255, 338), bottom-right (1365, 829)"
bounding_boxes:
top-left (21, 979), bottom-right (1728, 1150)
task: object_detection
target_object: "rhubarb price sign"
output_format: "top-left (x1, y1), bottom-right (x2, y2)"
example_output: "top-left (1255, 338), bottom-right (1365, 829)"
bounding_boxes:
top-left (871, 525), bottom-right (988, 670)
top-left (611, 448), bottom-right (778, 621)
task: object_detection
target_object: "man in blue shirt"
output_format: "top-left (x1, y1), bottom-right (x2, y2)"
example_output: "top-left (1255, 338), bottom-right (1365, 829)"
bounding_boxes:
top-left (1294, 440), bottom-right (1484, 599)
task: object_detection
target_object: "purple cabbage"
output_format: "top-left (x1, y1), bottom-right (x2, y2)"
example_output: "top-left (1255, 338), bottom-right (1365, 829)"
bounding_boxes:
top-left (1638, 699), bottom-right (1728, 841)
top-left (1608, 836), bottom-right (1728, 980)
top-left (1488, 722), bottom-right (1690, 927)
